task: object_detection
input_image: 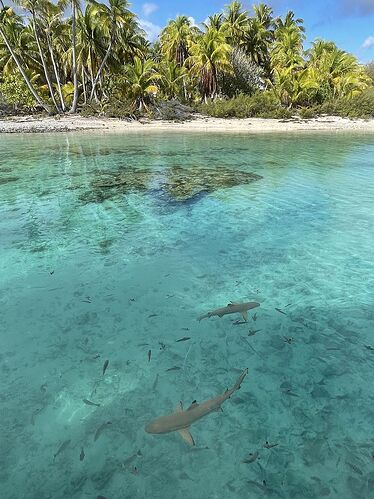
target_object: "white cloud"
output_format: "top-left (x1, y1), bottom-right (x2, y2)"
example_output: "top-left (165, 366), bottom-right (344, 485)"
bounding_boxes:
top-left (139, 19), bottom-right (162, 42)
top-left (142, 3), bottom-right (158, 17)
top-left (188, 16), bottom-right (198, 27)
top-left (362, 36), bottom-right (374, 49)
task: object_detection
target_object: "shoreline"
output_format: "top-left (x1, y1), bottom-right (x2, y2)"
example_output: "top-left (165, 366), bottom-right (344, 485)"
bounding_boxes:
top-left (1, 114), bottom-right (374, 134)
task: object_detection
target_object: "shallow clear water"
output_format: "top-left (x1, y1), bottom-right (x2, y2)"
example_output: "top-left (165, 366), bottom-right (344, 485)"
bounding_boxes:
top-left (1, 131), bottom-right (374, 499)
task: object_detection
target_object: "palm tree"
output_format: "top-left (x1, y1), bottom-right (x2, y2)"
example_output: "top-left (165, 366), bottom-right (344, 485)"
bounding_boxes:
top-left (38, 0), bottom-right (66, 111)
top-left (307, 40), bottom-right (369, 99)
top-left (203, 14), bottom-right (224, 31)
top-left (15, 0), bottom-right (60, 111)
top-left (188, 27), bottom-right (232, 101)
top-left (160, 16), bottom-right (197, 66)
top-left (87, 0), bottom-right (132, 101)
top-left (0, 3), bottom-right (50, 111)
top-left (158, 60), bottom-right (186, 100)
top-left (123, 56), bottom-right (160, 110)
top-left (222, 1), bottom-right (249, 48)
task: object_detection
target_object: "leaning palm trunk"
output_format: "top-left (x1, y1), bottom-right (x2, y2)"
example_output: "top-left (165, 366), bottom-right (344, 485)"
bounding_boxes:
top-left (90, 40), bottom-right (112, 101)
top-left (46, 32), bottom-right (65, 111)
top-left (31, 13), bottom-right (59, 112)
top-left (0, 25), bottom-right (51, 113)
top-left (70, 3), bottom-right (79, 113)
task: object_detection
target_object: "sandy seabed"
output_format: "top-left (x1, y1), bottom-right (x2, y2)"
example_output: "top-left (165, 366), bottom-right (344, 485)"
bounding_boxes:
top-left (1, 114), bottom-right (374, 134)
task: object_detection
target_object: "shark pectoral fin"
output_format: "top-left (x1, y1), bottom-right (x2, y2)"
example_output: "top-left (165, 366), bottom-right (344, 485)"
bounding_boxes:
top-left (187, 400), bottom-right (199, 411)
top-left (178, 428), bottom-right (195, 446)
top-left (241, 311), bottom-right (248, 321)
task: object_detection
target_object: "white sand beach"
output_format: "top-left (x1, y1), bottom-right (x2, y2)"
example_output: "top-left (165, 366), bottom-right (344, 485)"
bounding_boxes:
top-left (1, 114), bottom-right (374, 134)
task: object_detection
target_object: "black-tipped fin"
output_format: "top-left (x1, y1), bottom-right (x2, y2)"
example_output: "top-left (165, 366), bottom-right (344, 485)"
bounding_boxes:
top-left (187, 400), bottom-right (199, 411)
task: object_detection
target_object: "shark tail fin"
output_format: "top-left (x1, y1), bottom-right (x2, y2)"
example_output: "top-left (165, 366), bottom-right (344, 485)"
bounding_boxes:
top-left (232, 368), bottom-right (248, 392)
top-left (178, 428), bottom-right (195, 446)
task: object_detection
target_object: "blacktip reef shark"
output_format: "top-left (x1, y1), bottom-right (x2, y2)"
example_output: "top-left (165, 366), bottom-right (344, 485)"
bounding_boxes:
top-left (197, 301), bottom-right (260, 322)
top-left (145, 368), bottom-right (248, 445)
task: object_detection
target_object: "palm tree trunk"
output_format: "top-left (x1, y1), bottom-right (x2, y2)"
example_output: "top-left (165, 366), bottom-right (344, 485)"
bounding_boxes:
top-left (0, 25), bottom-right (51, 113)
top-left (90, 40), bottom-right (112, 101)
top-left (82, 67), bottom-right (87, 104)
top-left (31, 12), bottom-right (59, 112)
top-left (70, 3), bottom-right (79, 113)
top-left (47, 33), bottom-right (65, 112)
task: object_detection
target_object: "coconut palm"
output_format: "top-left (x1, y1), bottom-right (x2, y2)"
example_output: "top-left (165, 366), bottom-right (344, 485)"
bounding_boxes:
top-left (38, 0), bottom-right (66, 110)
top-left (0, 3), bottom-right (50, 111)
top-left (87, 0), bottom-right (132, 101)
top-left (14, 0), bottom-right (60, 111)
top-left (123, 56), bottom-right (160, 110)
top-left (158, 60), bottom-right (187, 100)
top-left (160, 16), bottom-right (197, 66)
top-left (307, 40), bottom-right (369, 99)
top-left (222, 1), bottom-right (249, 48)
top-left (188, 27), bottom-right (232, 101)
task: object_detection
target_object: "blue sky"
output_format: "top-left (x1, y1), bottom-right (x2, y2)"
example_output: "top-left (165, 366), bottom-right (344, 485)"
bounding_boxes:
top-left (131, 0), bottom-right (374, 62)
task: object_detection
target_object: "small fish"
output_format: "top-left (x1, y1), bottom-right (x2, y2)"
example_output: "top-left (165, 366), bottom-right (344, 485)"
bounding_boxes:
top-left (252, 313), bottom-right (257, 321)
top-left (50, 270), bottom-right (54, 275)
top-left (129, 298), bottom-right (135, 302)
top-left (166, 366), bottom-right (181, 372)
top-left (80, 447), bottom-right (85, 461)
top-left (53, 439), bottom-right (71, 460)
top-left (94, 421), bottom-right (112, 441)
top-left (181, 327), bottom-right (190, 331)
top-left (275, 307), bottom-right (287, 315)
top-left (152, 374), bottom-right (159, 391)
top-left (31, 407), bottom-right (42, 425)
top-left (283, 337), bottom-right (293, 344)
top-left (148, 350), bottom-right (152, 362)
top-left (102, 359), bottom-right (109, 375)
top-left (166, 294), bottom-right (175, 298)
top-left (263, 441), bottom-right (279, 449)
top-left (248, 329), bottom-right (261, 336)
top-left (93, 353), bottom-right (100, 359)
top-left (283, 389), bottom-right (298, 397)
top-left (82, 296), bottom-right (92, 303)
top-left (242, 451), bottom-right (259, 463)
top-left (364, 345), bottom-right (374, 351)
top-left (233, 320), bottom-right (247, 325)
top-left (122, 450), bottom-right (142, 468)
top-left (130, 466), bottom-right (139, 475)
top-left (83, 399), bottom-right (101, 407)
top-left (176, 337), bottom-right (191, 342)
top-left (159, 342), bottom-right (166, 351)
top-left (285, 303), bottom-right (292, 307)
top-left (148, 314), bottom-right (158, 318)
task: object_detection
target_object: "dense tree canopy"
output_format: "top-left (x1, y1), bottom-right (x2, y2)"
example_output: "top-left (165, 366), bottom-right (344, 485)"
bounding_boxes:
top-left (0, 1), bottom-right (372, 114)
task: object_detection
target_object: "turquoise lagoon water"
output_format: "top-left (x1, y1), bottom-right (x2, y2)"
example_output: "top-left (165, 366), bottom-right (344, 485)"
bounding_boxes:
top-left (1, 131), bottom-right (374, 499)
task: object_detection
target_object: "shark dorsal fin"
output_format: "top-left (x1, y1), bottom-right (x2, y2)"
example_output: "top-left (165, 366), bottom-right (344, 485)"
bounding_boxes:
top-left (178, 427), bottom-right (195, 446)
top-left (175, 401), bottom-right (183, 413)
top-left (187, 400), bottom-right (198, 411)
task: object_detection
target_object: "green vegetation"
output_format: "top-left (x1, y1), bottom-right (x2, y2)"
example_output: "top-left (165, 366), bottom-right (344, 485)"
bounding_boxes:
top-left (0, 0), bottom-right (373, 118)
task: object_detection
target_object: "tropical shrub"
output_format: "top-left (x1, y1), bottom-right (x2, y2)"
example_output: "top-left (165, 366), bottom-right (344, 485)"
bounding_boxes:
top-left (0, 73), bottom-right (36, 109)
